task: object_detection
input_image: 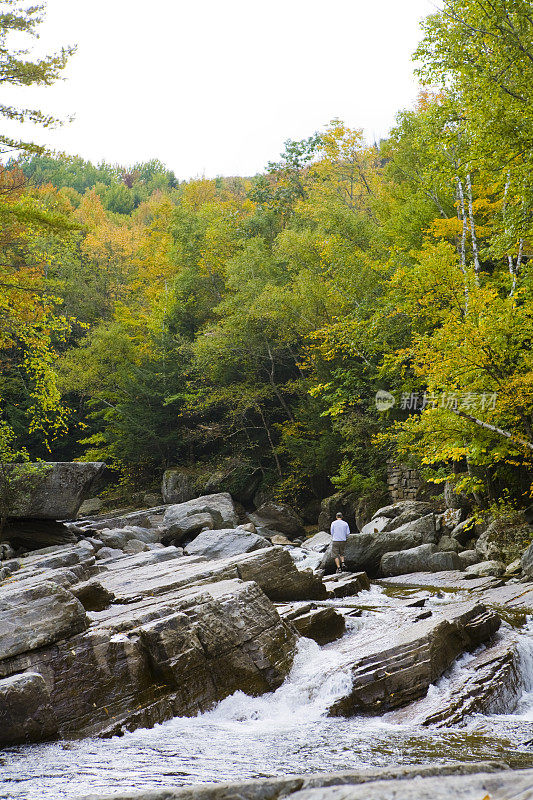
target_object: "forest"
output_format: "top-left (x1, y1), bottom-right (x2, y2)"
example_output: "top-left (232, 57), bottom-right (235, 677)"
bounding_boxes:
top-left (1, 0), bottom-right (533, 520)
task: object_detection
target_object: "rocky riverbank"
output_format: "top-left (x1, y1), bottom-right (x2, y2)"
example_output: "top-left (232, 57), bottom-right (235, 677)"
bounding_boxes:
top-left (2, 490), bottom-right (533, 797)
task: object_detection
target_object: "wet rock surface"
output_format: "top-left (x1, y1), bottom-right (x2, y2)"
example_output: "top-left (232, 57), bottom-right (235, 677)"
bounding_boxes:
top-left (277, 603), bottom-right (346, 645)
top-left (323, 572), bottom-right (370, 598)
top-left (76, 763), bottom-right (525, 800)
top-left (328, 601), bottom-right (500, 716)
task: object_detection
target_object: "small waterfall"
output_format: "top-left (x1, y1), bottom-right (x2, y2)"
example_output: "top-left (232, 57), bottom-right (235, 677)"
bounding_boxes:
top-left (198, 636), bottom-right (354, 731)
top-left (509, 617), bottom-right (533, 720)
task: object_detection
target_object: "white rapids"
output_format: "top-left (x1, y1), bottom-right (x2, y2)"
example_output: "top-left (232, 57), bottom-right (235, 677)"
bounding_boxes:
top-left (1, 588), bottom-right (533, 800)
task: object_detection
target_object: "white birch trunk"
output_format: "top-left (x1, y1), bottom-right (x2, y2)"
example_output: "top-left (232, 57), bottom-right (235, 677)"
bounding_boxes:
top-left (465, 173), bottom-right (480, 284)
top-left (456, 178), bottom-right (469, 313)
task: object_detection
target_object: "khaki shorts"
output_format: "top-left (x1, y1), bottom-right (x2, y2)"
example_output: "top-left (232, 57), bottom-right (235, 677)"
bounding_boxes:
top-left (332, 540), bottom-right (346, 557)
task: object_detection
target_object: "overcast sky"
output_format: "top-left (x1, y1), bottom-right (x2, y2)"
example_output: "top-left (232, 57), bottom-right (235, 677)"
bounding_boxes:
top-left (5, 0), bottom-right (436, 179)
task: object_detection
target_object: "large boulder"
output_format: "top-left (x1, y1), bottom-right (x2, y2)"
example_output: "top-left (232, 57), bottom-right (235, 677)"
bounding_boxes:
top-left (184, 529), bottom-right (271, 559)
top-left (3, 461), bottom-right (105, 519)
top-left (381, 544), bottom-right (463, 576)
top-left (444, 478), bottom-right (471, 510)
top-left (278, 604), bottom-right (345, 645)
top-left (161, 469), bottom-right (198, 504)
top-left (161, 493), bottom-right (239, 544)
top-left (360, 516), bottom-right (390, 535)
top-left (464, 560), bottom-right (506, 578)
top-left (249, 501), bottom-right (305, 539)
top-left (318, 492), bottom-right (358, 533)
top-left (476, 519), bottom-right (531, 564)
top-left (302, 531), bottom-right (331, 553)
top-left (320, 514), bottom-right (437, 575)
top-left (370, 500), bottom-right (434, 524)
top-left (323, 571), bottom-right (370, 598)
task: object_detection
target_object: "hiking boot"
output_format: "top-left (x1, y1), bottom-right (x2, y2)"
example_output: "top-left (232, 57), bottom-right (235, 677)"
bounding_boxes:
top-left (336, 567), bottom-right (342, 574)
top-left (341, 563), bottom-right (347, 571)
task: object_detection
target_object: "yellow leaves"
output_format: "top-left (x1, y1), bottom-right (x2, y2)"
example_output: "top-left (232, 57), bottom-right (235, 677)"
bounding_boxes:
top-left (428, 216), bottom-right (462, 240)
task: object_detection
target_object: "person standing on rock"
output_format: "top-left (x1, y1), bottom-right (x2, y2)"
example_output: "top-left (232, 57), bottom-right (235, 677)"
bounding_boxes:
top-left (330, 512), bottom-right (349, 574)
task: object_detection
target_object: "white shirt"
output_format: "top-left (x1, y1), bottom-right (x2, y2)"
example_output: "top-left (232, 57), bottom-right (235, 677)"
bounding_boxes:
top-left (330, 519), bottom-right (350, 541)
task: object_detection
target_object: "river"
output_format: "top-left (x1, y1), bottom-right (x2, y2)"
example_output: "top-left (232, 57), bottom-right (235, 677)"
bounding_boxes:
top-left (1, 585), bottom-right (533, 799)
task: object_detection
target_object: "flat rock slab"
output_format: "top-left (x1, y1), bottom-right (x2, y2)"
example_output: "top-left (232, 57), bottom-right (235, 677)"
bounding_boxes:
top-left (285, 769), bottom-right (533, 800)
top-left (0, 580), bottom-right (88, 659)
top-left (94, 546), bottom-right (326, 603)
top-left (378, 571), bottom-right (503, 592)
top-left (323, 572), bottom-right (370, 598)
top-left (328, 601), bottom-right (500, 716)
top-left (184, 529), bottom-right (271, 559)
top-left (482, 582), bottom-right (533, 613)
top-left (77, 762), bottom-right (514, 800)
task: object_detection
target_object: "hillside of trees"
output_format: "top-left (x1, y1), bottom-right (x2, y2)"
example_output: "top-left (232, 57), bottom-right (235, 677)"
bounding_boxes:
top-left (1, 0), bottom-right (533, 516)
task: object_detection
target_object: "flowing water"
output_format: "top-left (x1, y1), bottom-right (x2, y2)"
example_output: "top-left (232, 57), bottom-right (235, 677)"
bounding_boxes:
top-left (1, 585), bottom-right (533, 800)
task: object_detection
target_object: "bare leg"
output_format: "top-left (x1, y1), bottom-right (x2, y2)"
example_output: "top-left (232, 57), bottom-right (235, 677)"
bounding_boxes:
top-left (335, 557), bottom-right (340, 569)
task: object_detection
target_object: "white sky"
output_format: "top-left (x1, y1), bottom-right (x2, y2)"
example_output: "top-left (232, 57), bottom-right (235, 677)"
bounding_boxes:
top-left (4, 0), bottom-right (436, 179)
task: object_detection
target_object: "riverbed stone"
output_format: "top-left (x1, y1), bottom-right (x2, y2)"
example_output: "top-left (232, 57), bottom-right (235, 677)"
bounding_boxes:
top-left (360, 516), bottom-right (389, 535)
top-left (161, 493), bottom-right (238, 544)
top-left (371, 500), bottom-right (434, 522)
top-left (302, 531), bottom-right (331, 553)
top-left (464, 559), bottom-right (506, 578)
top-left (522, 542), bottom-right (533, 579)
top-left (415, 632), bottom-right (523, 726)
top-left (0, 671), bottom-right (58, 745)
top-left (457, 550), bottom-right (481, 569)
top-left (95, 546), bottom-right (125, 561)
top-left (381, 543), bottom-right (438, 576)
top-left (323, 572), bottom-right (370, 598)
top-left (278, 604), bottom-right (346, 645)
top-left (321, 514), bottom-right (438, 576)
top-left (70, 579), bottom-right (115, 612)
top-left (184, 529), bottom-right (271, 559)
top-left (0, 555), bottom-right (298, 744)
top-left (437, 535), bottom-right (461, 552)
top-left (123, 539), bottom-right (150, 554)
top-left (75, 763), bottom-right (522, 800)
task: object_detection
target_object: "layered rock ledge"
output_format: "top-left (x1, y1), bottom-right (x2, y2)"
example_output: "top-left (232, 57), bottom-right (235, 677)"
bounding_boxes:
top-left (0, 544), bottom-right (325, 745)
